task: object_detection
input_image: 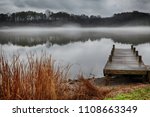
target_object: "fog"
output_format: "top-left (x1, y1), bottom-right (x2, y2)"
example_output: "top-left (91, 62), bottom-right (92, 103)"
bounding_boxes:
top-left (0, 26), bottom-right (150, 46)
top-left (1, 26), bottom-right (150, 34)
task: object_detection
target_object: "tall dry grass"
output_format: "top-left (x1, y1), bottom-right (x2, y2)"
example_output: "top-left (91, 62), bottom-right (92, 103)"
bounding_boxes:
top-left (0, 53), bottom-right (111, 100)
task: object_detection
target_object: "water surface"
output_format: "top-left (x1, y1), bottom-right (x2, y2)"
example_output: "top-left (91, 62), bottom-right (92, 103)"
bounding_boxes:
top-left (0, 27), bottom-right (150, 79)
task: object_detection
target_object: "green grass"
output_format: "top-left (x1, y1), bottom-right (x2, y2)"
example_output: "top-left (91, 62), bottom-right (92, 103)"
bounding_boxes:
top-left (106, 87), bottom-right (150, 100)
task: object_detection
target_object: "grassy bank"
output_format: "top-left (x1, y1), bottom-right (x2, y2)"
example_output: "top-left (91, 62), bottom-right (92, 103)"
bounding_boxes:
top-left (106, 86), bottom-right (150, 100)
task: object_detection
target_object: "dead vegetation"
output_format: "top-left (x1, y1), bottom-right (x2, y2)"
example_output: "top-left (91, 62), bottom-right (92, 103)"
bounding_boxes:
top-left (0, 54), bottom-right (110, 100)
top-left (0, 54), bottom-right (149, 100)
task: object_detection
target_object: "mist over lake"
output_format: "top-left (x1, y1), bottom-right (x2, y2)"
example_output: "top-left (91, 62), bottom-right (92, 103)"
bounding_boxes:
top-left (0, 27), bottom-right (150, 79)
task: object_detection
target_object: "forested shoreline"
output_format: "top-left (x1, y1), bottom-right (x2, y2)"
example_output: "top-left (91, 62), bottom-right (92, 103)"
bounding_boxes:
top-left (0, 10), bottom-right (150, 27)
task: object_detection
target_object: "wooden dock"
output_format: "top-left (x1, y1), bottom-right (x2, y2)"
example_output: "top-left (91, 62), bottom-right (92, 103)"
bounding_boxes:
top-left (104, 45), bottom-right (150, 82)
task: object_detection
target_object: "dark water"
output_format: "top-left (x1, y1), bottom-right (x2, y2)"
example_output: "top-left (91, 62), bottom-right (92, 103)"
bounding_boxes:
top-left (0, 27), bottom-right (150, 79)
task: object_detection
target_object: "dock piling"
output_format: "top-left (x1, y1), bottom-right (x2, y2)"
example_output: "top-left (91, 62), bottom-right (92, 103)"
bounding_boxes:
top-left (146, 66), bottom-right (150, 83)
top-left (112, 45), bottom-right (115, 52)
top-left (136, 51), bottom-right (139, 56)
top-left (111, 50), bottom-right (114, 55)
top-left (109, 55), bottom-right (112, 62)
top-left (133, 47), bottom-right (136, 53)
top-left (139, 56), bottom-right (142, 63)
top-left (131, 45), bottom-right (134, 50)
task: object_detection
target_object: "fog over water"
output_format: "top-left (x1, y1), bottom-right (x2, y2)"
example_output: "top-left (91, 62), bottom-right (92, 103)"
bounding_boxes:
top-left (1, 26), bottom-right (150, 46)
top-left (0, 27), bottom-right (150, 78)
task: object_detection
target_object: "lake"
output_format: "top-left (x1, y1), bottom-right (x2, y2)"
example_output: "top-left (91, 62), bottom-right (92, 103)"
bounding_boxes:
top-left (0, 27), bottom-right (150, 79)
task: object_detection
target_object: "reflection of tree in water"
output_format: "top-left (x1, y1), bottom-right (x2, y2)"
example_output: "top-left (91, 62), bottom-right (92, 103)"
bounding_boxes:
top-left (0, 30), bottom-right (150, 46)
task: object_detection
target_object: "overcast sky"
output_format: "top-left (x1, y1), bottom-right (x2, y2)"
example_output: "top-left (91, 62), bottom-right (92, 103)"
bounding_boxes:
top-left (0, 0), bottom-right (150, 17)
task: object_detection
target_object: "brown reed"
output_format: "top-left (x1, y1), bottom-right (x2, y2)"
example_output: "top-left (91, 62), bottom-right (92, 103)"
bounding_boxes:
top-left (0, 53), bottom-right (111, 100)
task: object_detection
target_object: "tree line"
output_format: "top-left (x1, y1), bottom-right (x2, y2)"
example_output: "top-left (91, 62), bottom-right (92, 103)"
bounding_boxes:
top-left (0, 10), bottom-right (150, 26)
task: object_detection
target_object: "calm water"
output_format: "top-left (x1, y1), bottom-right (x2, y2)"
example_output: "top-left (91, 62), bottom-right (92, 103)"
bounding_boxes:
top-left (0, 27), bottom-right (150, 79)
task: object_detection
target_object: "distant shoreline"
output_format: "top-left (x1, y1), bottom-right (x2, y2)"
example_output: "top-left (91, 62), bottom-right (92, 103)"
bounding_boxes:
top-left (0, 11), bottom-right (150, 27)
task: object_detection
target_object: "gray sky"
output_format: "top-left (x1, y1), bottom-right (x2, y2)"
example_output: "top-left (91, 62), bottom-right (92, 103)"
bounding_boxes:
top-left (0, 0), bottom-right (150, 17)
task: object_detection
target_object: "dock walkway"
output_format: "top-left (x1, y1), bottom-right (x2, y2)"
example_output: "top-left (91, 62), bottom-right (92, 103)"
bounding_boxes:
top-left (104, 45), bottom-right (150, 82)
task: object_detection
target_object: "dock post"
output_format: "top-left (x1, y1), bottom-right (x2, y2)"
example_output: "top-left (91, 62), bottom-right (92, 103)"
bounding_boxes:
top-left (109, 55), bottom-right (112, 62)
top-left (112, 45), bottom-right (115, 51)
top-left (146, 66), bottom-right (150, 83)
top-left (136, 51), bottom-right (139, 56)
top-left (111, 45), bottom-right (115, 56)
top-left (113, 45), bottom-right (115, 49)
top-left (139, 56), bottom-right (142, 63)
top-left (133, 47), bottom-right (136, 53)
top-left (111, 50), bottom-right (114, 55)
top-left (131, 45), bottom-right (134, 50)
top-left (148, 72), bottom-right (150, 83)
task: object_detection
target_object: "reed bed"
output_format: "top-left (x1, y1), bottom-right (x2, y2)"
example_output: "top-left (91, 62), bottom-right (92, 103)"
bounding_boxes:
top-left (0, 53), bottom-right (111, 100)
